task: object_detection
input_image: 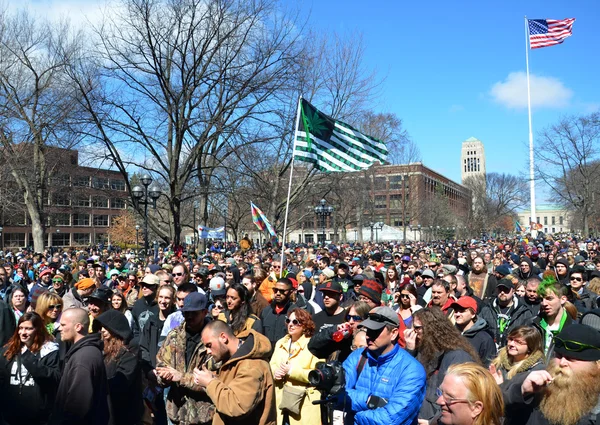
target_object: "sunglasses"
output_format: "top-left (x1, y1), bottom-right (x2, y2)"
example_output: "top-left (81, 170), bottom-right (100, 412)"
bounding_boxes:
top-left (285, 318), bottom-right (300, 326)
top-left (400, 294), bottom-right (411, 299)
top-left (173, 273), bottom-right (184, 277)
top-left (272, 265), bottom-right (281, 269)
top-left (570, 277), bottom-right (583, 282)
top-left (367, 313), bottom-right (397, 326)
top-left (48, 304), bottom-right (63, 310)
top-left (346, 314), bottom-right (363, 322)
top-left (213, 304), bottom-right (224, 310)
top-left (554, 336), bottom-right (600, 353)
top-left (273, 288), bottom-right (289, 294)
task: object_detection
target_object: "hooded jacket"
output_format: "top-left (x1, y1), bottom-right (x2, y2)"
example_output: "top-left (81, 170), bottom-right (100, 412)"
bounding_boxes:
top-left (461, 318), bottom-right (497, 366)
top-left (206, 329), bottom-right (276, 425)
top-left (0, 341), bottom-right (61, 425)
top-left (479, 296), bottom-right (533, 348)
top-left (50, 333), bottom-right (109, 425)
top-left (514, 257), bottom-right (541, 281)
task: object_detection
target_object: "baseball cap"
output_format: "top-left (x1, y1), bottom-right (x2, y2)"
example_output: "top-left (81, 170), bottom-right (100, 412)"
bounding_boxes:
top-left (181, 292), bottom-right (208, 312)
top-left (359, 307), bottom-right (400, 330)
top-left (210, 276), bottom-right (226, 297)
top-left (321, 268), bottom-right (335, 279)
top-left (422, 269), bottom-right (435, 279)
top-left (554, 323), bottom-right (600, 361)
top-left (494, 264), bottom-right (511, 277)
top-left (319, 281), bottom-right (343, 294)
top-left (451, 296), bottom-right (478, 313)
top-left (75, 277), bottom-right (95, 290)
top-left (497, 278), bottom-right (515, 290)
top-left (141, 274), bottom-right (160, 286)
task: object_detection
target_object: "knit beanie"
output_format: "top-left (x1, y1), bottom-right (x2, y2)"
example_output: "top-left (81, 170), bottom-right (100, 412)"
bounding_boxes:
top-left (94, 310), bottom-right (132, 343)
top-left (358, 279), bottom-right (382, 305)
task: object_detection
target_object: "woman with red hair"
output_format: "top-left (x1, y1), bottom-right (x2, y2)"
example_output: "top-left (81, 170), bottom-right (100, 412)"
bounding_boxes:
top-left (0, 312), bottom-right (60, 425)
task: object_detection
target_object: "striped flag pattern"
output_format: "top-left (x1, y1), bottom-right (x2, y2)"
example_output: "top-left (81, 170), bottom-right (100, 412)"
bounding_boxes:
top-left (293, 98), bottom-right (388, 172)
top-left (251, 202), bottom-right (276, 236)
top-left (528, 18), bottom-right (575, 49)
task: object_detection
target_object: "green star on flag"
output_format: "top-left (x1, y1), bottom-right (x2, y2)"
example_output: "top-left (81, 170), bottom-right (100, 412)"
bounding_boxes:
top-left (294, 98), bottom-right (388, 172)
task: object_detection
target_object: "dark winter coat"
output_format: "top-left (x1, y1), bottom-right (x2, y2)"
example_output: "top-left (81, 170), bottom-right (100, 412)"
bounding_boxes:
top-left (131, 296), bottom-right (158, 340)
top-left (0, 298), bottom-right (15, 347)
top-left (105, 346), bottom-right (144, 425)
top-left (0, 342), bottom-right (61, 425)
top-left (260, 301), bottom-right (304, 349)
top-left (479, 296), bottom-right (533, 348)
top-left (461, 318), bottom-right (497, 366)
top-left (139, 309), bottom-right (173, 379)
top-left (50, 333), bottom-right (109, 425)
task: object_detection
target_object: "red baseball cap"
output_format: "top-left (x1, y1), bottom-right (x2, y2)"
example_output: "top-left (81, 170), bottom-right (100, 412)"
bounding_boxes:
top-left (451, 296), bottom-right (478, 313)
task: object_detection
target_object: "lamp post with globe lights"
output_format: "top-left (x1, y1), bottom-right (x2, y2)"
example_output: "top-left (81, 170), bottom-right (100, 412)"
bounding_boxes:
top-left (132, 174), bottom-right (161, 254)
top-left (314, 199), bottom-right (333, 246)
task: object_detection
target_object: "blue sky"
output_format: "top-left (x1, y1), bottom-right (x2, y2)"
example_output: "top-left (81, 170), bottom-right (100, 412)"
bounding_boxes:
top-left (12, 0), bottom-right (599, 202)
top-left (291, 0), bottom-right (600, 198)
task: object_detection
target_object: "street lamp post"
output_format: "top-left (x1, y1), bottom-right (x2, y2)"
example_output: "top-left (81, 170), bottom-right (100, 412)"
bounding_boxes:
top-left (135, 225), bottom-right (140, 256)
top-left (193, 201), bottom-right (199, 251)
top-left (314, 199), bottom-right (333, 246)
top-left (374, 222), bottom-right (383, 243)
top-left (132, 174), bottom-right (161, 255)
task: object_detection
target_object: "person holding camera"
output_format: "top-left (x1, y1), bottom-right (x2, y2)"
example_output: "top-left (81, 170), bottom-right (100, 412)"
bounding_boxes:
top-left (342, 306), bottom-right (426, 425)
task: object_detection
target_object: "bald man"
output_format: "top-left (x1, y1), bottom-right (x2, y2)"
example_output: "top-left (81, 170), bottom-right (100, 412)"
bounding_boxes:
top-left (50, 308), bottom-right (109, 425)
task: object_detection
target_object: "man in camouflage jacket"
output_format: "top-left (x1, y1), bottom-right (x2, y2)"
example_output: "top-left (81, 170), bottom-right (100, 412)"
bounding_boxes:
top-left (156, 292), bottom-right (214, 425)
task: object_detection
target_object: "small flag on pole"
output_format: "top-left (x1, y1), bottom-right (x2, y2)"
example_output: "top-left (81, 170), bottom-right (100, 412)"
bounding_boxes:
top-left (251, 202), bottom-right (277, 237)
top-left (293, 98), bottom-right (388, 172)
top-left (528, 18), bottom-right (575, 49)
top-left (515, 221), bottom-right (523, 233)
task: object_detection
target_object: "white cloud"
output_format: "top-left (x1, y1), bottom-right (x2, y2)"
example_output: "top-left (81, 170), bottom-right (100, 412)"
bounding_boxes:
top-left (490, 71), bottom-right (573, 109)
top-left (6, 0), bottom-right (111, 30)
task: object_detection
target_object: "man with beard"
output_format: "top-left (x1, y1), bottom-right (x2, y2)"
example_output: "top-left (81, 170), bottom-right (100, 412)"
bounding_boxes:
top-left (313, 281), bottom-right (347, 331)
top-left (467, 256), bottom-right (498, 300)
top-left (260, 277), bottom-right (299, 348)
top-left (504, 323), bottom-right (600, 425)
top-left (523, 277), bottom-right (542, 316)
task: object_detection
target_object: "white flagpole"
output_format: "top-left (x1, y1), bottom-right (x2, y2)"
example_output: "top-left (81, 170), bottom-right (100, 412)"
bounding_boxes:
top-left (279, 96), bottom-right (303, 278)
top-left (525, 16), bottom-right (537, 237)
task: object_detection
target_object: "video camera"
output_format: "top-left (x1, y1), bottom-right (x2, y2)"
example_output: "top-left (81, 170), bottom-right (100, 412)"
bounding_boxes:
top-left (308, 361), bottom-right (345, 396)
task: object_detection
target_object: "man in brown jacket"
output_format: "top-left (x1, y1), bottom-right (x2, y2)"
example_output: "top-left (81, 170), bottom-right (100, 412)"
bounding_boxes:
top-left (193, 321), bottom-right (276, 425)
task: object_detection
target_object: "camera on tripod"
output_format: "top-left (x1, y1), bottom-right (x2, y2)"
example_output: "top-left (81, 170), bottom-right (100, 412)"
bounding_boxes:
top-left (308, 360), bottom-right (345, 396)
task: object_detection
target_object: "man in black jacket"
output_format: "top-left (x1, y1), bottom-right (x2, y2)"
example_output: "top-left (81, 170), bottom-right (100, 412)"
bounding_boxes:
top-left (503, 324), bottom-right (600, 425)
top-left (132, 273), bottom-right (160, 339)
top-left (479, 279), bottom-right (533, 349)
top-left (51, 308), bottom-right (108, 425)
top-left (260, 277), bottom-right (297, 348)
top-left (0, 297), bottom-right (15, 346)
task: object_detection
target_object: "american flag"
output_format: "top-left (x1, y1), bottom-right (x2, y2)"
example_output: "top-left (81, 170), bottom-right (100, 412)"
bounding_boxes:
top-left (528, 18), bottom-right (575, 49)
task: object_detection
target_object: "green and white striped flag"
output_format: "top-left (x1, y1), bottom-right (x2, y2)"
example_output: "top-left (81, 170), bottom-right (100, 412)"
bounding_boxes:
top-left (293, 98), bottom-right (388, 172)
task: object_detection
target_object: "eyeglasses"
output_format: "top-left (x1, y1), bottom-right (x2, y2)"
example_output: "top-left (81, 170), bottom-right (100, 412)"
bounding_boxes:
top-left (346, 314), bottom-right (363, 322)
top-left (273, 288), bottom-right (289, 294)
top-left (436, 388), bottom-right (472, 405)
top-left (554, 336), bottom-right (600, 353)
top-left (173, 273), bottom-right (184, 277)
top-left (48, 304), bottom-right (63, 310)
top-left (285, 318), bottom-right (300, 326)
top-left (570, 277), bottom-right (583, 282)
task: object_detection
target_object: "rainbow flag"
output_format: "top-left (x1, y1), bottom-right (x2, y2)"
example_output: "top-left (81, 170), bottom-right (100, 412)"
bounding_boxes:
top-left (251, 202), bottom-right (276, 236)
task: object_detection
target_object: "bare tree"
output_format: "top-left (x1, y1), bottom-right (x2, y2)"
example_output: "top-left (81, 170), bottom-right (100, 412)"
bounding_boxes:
top-left (535, 113), bottom-right (600, 236)
top-left (68, 0), bottom-right (304, 245)
top-left (0, 9), bottom-right (82, 252)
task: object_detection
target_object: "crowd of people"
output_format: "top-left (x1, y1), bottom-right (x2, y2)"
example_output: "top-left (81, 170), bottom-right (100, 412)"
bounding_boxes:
top-left (0, 235), bottom-right (599, 425)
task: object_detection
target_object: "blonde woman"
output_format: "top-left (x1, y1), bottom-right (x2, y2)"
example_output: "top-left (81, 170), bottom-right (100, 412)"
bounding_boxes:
top-left (34, 292), bottom-right (63, 337)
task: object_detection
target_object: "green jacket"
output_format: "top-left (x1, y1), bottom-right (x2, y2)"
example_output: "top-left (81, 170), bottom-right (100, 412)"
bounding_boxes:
top-left (156, 321), bottom-right (214, 425)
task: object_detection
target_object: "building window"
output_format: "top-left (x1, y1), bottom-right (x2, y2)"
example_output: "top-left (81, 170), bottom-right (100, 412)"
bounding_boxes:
top-left (92, 196), bottom-right (109, 209)
top-left (304, 234), bottom-right (314, 243)
top-left (543, 216), bottom-right (548, 225)
top-left (51, 174), bottom-right (70, 186)
top-left (73, 213), bottom-right (90, 226)
top-left (559, 216), bottom-right (564, 225)
top-left (389, 175), bottom-right (403, 190)
top-left (72, 233), bottom-right (91, 246)
top-left (374, 177), bottom-right (386, 190)
top-left (74, 196), bottom-right (90, 207)
top-left (393, 219), bottom-right (403, 227)
top-left (111, 179), bottom-right (126, 191)
top-left (92, 177), bottom-right (109, 189)
top-left (303, 219), bottom-right (314, 228)
top-left (93, 215), bottom-right (109, 227)
top-left (112, 198), bottom-right (127, 209)
top-left (374, 195), bottom-right (387, 209)
top-left (95, 233), bottom-right (108, 244)
top-left (4, 233), bottom-right (25, 247)
top-left (52, 233), bottom-right (70, 247)
top-left (551, 216), bottom-right (555, 225)
top-left (389, 194), bottom-right (402, 209)
top-left (73, 176), bottom-right (90, 187)
top-left (49, 213), bottom-right (71, 226)
top-left (53, 193), bottom-right (70, 206)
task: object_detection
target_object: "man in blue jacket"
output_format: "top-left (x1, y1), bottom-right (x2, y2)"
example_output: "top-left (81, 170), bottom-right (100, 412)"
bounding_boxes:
top-left (343, 306), bottom-right (426, 425)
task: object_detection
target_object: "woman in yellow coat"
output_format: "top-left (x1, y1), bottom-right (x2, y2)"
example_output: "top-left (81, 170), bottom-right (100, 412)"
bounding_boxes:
top-left (270, 307), bottom-right (323, 425)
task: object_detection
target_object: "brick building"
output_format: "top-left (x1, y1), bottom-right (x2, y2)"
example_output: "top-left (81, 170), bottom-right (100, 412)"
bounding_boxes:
top-left (0, 148), bottom-right (129, 249)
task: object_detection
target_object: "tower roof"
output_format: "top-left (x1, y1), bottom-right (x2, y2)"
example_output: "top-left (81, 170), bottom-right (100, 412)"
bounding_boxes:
top-left (464, 137), bottom-right (480, 142)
